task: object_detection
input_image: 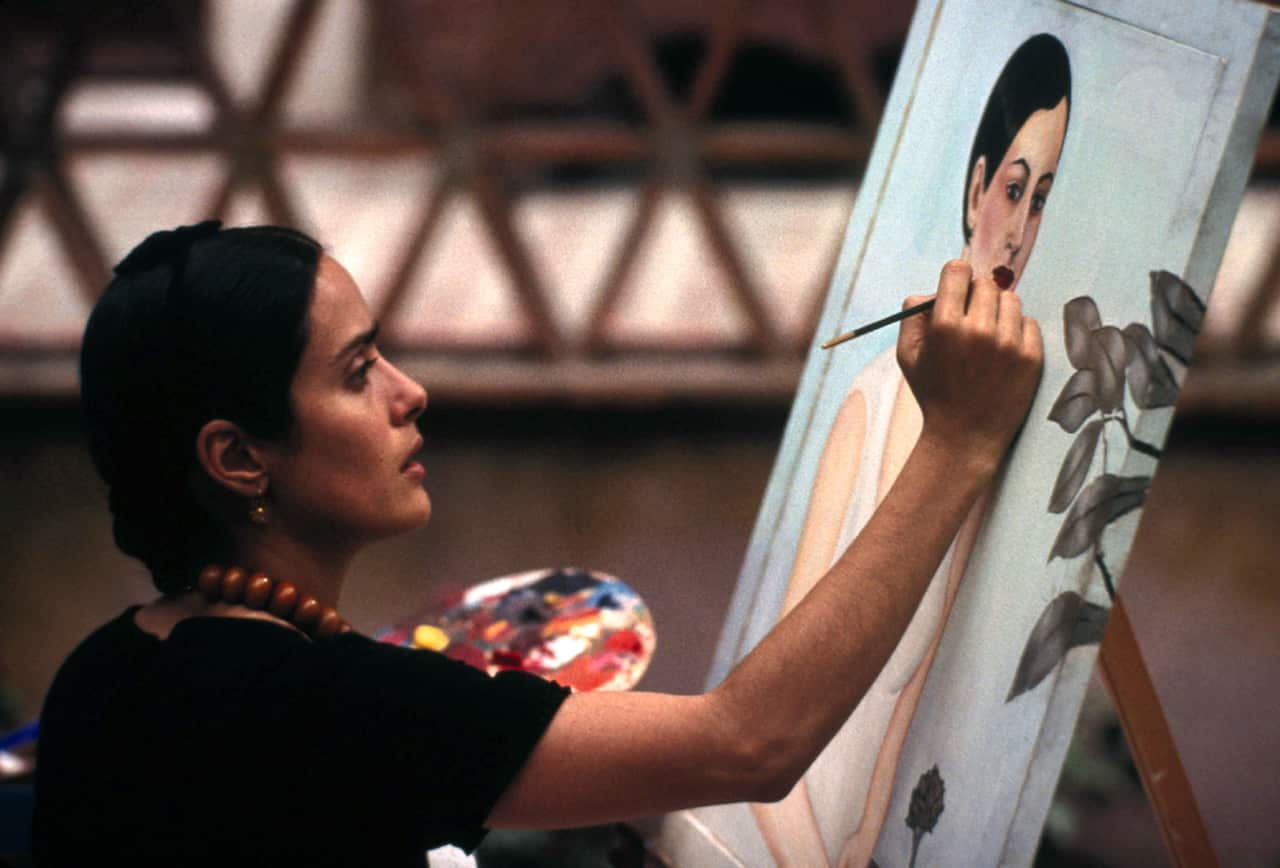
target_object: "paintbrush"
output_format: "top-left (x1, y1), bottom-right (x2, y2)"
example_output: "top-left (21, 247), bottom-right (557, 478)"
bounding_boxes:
top-left (820, 298), bottom-right (936, 349)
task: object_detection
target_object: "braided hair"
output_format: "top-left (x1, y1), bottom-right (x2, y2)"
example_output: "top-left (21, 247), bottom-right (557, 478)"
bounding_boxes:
top-left (80, 222), bottom-right (322, 593)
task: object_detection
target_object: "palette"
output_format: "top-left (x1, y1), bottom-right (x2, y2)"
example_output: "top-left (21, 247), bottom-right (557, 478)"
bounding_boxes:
top-left (378, 567), bottom-right (655, 692)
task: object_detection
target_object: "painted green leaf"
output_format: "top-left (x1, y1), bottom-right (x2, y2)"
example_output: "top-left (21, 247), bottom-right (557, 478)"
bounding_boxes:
top-left (1063, 296), bottom-right (1101, 370)
top-left (1122, 323), bottom-right (1180, 409)
top-left (1048, 418), bottom-right (1105, 513)
top-left (1007, 591), bottom-right (1110, 702)
top-left (1150, 270), bottom-right (1205, 365)
top-left (1089, 326), bottom-right (1127, 412)
top-left (1048, 369), bottom-right (1099, 433)
top-left (1049, 473), bottom-right (1149, 561)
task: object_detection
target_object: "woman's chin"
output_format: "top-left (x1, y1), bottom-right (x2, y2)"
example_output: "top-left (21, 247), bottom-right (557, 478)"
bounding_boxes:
top-left (400, 491), bottom-right (432, 530)
top-left (372, 492), bottom-right (432, 539)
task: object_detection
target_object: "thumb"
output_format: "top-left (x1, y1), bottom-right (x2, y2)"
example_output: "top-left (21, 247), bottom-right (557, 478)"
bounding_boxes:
top-left (895, 293), bottom-right (935, 374)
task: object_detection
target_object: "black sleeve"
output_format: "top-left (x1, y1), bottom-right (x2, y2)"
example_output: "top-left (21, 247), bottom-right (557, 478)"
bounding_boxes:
top-left (251, 632), bottom-right (570, 857)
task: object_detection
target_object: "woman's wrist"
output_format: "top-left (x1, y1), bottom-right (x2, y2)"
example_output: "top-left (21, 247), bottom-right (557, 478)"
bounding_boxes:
top-left (915, 424), bottom-right (1004, 487)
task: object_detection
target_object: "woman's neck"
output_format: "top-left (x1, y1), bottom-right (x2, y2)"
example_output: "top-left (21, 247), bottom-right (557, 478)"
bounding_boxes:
top-left (231, 530), bottom-right (355, 609)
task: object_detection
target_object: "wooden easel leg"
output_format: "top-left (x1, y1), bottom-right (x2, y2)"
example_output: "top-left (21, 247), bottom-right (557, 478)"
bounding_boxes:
top-left (1098, 597), bottom-right (1217, 868)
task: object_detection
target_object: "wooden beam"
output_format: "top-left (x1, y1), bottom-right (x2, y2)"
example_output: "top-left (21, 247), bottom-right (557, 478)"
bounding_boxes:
top-left (1099, 598), bottom-right (1219, 868)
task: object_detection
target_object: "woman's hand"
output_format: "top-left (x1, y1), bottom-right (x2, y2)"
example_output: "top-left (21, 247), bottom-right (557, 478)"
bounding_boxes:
top-left (896, 260), bottom-right (1043, 471)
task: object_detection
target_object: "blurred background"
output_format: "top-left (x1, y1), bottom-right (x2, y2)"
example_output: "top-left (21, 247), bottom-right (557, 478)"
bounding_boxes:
top-left (1, 1), bottom-right (1277, 865)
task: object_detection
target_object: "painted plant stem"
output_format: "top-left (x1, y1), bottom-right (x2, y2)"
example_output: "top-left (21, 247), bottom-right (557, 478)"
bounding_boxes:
top-left (1094, 551), bottom-right (1116, 601)
top-left (1116, 415), bottom-right (1161, 459)
top-left (909, 829), bottom-right (924, 868)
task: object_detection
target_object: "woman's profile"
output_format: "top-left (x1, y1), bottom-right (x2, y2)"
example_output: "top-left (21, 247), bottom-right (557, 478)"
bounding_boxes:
top-left (751, 33), bottom-right (1072, 867)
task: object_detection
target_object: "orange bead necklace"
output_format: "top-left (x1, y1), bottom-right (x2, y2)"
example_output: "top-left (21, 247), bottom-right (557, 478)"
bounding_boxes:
top-left (195, 564), bottom-right (352, 639)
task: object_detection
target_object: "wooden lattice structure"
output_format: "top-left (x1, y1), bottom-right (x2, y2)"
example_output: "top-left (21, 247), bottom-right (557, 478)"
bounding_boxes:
top-left (1, 0), bottom-right (1277, 401)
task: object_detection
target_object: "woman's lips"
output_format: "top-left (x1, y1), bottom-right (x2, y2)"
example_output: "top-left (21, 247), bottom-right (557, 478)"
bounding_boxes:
top-left (993, 266), bottom-right (1015, 290)
top-left (402, 436), bottom-right (425, 478)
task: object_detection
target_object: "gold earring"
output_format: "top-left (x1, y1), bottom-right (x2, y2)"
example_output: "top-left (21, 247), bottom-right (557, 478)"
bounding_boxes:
top-left (249, 487), bottom-right (270, 525)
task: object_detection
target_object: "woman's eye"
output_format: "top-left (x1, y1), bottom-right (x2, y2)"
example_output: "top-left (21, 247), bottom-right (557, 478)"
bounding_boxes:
top-left (350, 356), bottom-right (378, 387)
top-left (1030, 192), bottom-right (1047, 212)
top-left (1005, 182), bottom-right (1023, 203)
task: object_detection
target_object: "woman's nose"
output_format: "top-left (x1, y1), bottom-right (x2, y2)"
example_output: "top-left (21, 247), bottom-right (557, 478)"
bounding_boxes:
top-left (1006, 206), bottom-right (1030, 253)
top-left (389, 362), bottom-right (427, 424)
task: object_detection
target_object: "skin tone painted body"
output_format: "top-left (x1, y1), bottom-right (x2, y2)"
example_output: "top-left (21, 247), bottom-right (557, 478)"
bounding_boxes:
top-left (750, 97), bottom-right (1068, 867)
top-left (135, 251), bottom-right (1044, 838)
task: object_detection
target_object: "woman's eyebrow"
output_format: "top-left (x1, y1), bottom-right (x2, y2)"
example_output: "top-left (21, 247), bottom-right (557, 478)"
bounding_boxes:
top-left (333, 322), bottom-right (380, 365)
top-left (1010, 158), bottom-right (1031, 178)
top-left (1036, 171), bottom-right (1055, 186)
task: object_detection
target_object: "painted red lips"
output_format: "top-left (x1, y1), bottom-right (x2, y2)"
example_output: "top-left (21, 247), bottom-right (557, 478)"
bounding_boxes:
top-left (993, 266), bottom-right (1015, 290)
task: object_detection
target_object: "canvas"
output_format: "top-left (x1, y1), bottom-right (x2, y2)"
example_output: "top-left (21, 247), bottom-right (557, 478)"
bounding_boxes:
top-left (654, 1), bottom-right (1280, 865)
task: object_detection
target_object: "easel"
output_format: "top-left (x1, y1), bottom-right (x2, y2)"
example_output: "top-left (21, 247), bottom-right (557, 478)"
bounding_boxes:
top-left (1099, 598), bottom-right (1216, 867)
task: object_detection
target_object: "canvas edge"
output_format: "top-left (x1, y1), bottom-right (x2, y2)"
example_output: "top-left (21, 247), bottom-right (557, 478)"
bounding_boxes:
top-left (653, 0), bottom-right (949, 862)
top-left (705, 0), bottom-right (948, 690)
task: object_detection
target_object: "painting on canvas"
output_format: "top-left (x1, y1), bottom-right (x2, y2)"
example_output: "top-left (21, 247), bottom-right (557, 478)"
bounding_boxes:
top-left (656, 1), bottom-right (1280, 865)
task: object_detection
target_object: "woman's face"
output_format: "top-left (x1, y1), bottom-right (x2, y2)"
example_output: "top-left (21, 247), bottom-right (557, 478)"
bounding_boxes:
top-left (262, 255), bottom-right (430, 546)
top-left (964, 97), bottom-right (1068, 293)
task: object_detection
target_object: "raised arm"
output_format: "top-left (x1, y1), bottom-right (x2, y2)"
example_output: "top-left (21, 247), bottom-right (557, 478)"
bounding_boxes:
top-left (487, 261), bottom-right (1042, 829)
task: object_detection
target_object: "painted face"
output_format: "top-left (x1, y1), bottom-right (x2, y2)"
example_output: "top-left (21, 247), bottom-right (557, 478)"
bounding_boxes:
top-left (964, 97), bottom-right (1068, 293)
top-left (263, 255), bottom-right (430, 546)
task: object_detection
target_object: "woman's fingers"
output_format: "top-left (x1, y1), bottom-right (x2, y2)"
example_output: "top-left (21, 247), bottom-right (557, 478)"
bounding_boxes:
top-left (933, 260), bottom-right (971, 323)
top-left (895, 293), bottom-right (935, 372)
top-left (1022, 314), bottom-right (1044, 362)
top-left (899, 261), bottom-right (1045, 463)
top-left (968, 276), bottom-right (999, 331)
top-left (995, 288), bottom-right (1023, 347)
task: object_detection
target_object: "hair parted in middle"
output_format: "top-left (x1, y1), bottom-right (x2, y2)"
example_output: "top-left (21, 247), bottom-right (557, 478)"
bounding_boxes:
top-left (962, 33), bottom-right (1072, 243)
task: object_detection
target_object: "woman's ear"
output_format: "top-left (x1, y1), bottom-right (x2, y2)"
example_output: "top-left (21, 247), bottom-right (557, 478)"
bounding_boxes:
top-left (195, 419), bottom-right (269, 498)
top-left (966, 156), bottom-right (987, 233)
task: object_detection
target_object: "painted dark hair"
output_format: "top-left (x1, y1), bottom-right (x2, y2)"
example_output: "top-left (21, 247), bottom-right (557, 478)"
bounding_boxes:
top-left (80, 222), bottom-right (322, 593)
top-left (962, 33), bottom-right (1072, 242)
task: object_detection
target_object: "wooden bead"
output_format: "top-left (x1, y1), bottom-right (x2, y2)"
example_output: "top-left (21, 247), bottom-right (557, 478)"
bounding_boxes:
top-left (198, 564), bottom-right (347, 641)
top-left (244, 573), bottom-right (273, 609)
top-left (197, 565), bottom-right (223, 602)
top-left (314, 608), bottom-right (343, 639)
top-left (268, 581), bottom-right (299, 618)
top-left (220, 567), bottom-right (247, 604)
top-left (294, 596), bottom-right (322, 627)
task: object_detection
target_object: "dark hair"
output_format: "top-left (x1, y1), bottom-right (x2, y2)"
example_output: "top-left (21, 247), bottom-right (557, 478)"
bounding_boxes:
top-left (962, 33), bottom-right (1072, 242)
top-left (80, 222), bottom-right (323, 593)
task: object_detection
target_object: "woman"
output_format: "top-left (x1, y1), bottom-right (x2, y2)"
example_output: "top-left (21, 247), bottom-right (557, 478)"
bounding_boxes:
top-left (752, 34), bottom-right (1071, 867)
top-left (32, 220), bottom-right (1042, 867)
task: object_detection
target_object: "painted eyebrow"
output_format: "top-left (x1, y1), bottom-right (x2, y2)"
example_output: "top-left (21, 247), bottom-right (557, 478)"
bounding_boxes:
top-left (333, 322), bottom-right (380, 366)
top-left (1010, 158), bottom-right (1054, 188)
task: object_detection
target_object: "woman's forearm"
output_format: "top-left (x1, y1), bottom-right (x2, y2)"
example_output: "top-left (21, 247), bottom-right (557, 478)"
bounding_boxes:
top-left (710, 431), bottom-right (997, 795)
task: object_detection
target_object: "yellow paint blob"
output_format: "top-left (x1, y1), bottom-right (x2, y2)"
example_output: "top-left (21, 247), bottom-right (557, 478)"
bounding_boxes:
top-left (412, 624), bottom-right (450, 652)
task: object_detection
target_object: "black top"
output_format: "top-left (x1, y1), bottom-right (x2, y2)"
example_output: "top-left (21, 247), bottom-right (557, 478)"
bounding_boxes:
top-left (32, 607), bottom-right (569, 867)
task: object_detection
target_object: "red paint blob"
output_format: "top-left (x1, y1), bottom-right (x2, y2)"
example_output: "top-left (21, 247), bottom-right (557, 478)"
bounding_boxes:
top-left (606, 630), bottom-right (644, 657)
top-left (490, 649), bottom-right (526, 670)
top-left (993, 266), bottom-right (1014, 289)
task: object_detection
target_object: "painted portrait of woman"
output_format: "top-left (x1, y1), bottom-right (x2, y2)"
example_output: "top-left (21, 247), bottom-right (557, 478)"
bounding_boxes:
top-left (751, 33), bottom-right (1072, 867)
